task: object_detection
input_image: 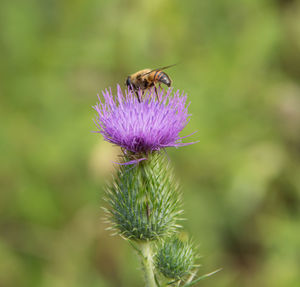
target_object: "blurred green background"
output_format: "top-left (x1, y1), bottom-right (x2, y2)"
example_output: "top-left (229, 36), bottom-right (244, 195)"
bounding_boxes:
top-left (1, 0), bottom-right (300, 286)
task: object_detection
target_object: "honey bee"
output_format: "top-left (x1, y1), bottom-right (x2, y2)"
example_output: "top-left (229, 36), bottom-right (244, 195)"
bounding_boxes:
top-left (125, 64), bottom-right (176, 102)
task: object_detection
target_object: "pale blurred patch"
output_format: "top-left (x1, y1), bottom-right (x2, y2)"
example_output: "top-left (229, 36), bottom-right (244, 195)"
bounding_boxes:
top-left (273, 83), bottom-right (300, 143)
top-left (88, 141), bottom-right (121, 182)
top-left (228, 142), bottom-right (286, 215)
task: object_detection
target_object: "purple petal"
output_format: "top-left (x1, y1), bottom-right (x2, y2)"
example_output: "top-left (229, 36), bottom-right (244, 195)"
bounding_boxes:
top-left (93, 85), bottom-right (197, 154)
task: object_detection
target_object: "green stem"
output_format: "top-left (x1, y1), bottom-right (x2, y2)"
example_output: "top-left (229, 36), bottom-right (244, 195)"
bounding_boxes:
top-left (139, 241), bottom-right (157, 287)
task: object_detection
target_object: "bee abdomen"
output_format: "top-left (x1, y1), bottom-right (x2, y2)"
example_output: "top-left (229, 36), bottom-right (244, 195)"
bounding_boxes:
top-left (157, 72), bottom-right (171, 87)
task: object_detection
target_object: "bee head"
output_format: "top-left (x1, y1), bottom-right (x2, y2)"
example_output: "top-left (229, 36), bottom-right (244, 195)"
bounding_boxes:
top-left (125, 76), bottom-right (131, 87)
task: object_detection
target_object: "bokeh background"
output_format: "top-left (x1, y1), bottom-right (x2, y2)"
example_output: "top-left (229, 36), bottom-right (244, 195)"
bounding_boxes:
top-left (1, 0), bottom-right (300, 286)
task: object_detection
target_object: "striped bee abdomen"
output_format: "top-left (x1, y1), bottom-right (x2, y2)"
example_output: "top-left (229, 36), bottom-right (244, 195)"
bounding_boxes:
top-left (156, 71), bottom-right (171, 87)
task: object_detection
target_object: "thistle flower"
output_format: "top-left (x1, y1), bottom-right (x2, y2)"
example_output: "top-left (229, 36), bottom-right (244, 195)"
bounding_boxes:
top-left (92, 84), bottom-right (216, 287)
top-left (93, 85), bottom-right (195, 159)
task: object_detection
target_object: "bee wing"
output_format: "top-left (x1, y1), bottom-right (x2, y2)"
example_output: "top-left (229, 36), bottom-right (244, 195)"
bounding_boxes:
top-left (140, 63), bottom-right (178, 77)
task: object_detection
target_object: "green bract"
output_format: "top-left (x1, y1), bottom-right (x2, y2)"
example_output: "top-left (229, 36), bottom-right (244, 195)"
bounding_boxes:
top-left (105, 153), bottom-right (183, 241)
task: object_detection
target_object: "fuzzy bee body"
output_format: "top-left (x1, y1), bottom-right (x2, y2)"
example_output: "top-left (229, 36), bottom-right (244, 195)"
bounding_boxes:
top-left (126, 65), bottom-right (175, 102)
top-left (127, 69), bottom-right (171, 90)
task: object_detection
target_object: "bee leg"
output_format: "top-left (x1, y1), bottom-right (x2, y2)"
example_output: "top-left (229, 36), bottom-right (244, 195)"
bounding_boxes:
top-left (158, 83), bottom-right (162, 91)
top-left (154, 85), bottom-right (160, 101)
top-left (158, 83), bottom-right (163, 95)
top-left (141, 90), bottom-right (146, 100)
top-left (135, 90), bottom-right (141, 103)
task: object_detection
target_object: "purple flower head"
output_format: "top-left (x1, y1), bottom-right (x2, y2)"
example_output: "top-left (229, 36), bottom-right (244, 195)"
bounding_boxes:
top-left (93, 85), bottom-right (196, 157)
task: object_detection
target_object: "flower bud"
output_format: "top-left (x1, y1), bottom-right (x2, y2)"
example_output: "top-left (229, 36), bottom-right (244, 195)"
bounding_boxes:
top-left (155, 236), bottom-right (196, 280)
